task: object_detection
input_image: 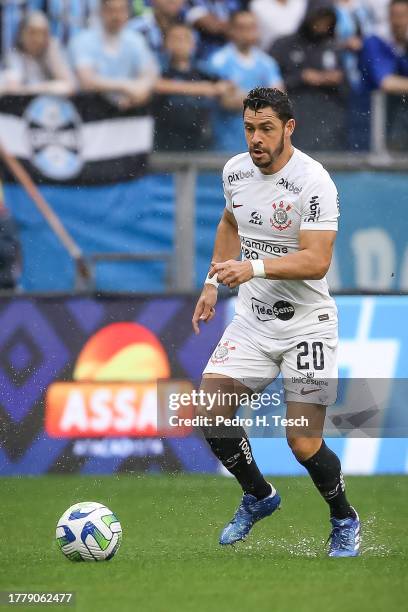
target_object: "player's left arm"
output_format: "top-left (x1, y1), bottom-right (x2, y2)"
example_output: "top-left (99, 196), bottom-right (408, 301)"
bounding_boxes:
top-left (263, 229), bottom-right (336, 280)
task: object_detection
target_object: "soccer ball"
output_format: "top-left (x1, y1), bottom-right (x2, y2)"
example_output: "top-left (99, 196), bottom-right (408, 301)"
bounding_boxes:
top-left (56, 501), bottom-right (122, 562)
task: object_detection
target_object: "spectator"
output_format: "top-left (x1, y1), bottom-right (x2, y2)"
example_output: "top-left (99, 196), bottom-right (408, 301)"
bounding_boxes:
top-left (250, 0), bottom-right (308, 51)
top-left (359, 0), bottom-right (408, 150)
top-left (129, 0), bottom-right (187, 66)
top-left (185, 0), bottom-right (248, 59)
top-left (153, 23), bottom-right (232, 150)
top-left (0, 182), bottom-right (21, 291)
top-left (207, 10), bottom-right (283, 151)
top-left (271, 0), bottom-right (347, 150)
top-left (0, 1), bottom-right (101, 55)
top-left (360, 0), bottom-right (408, 95)
top-left (69, 0), bottom-right (158, 109)
top-left (0, 11), bottom-right (75, 96)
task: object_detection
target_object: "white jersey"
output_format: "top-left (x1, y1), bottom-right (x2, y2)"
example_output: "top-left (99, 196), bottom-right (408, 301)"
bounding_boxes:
top-left (223, 148), bottom-right (339, 339)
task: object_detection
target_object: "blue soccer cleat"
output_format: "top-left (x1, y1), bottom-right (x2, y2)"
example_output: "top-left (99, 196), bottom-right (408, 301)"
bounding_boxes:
top-left (328, 508), bottom-right (361, 557)
top-left (219, 486), bottom-right (281, 545)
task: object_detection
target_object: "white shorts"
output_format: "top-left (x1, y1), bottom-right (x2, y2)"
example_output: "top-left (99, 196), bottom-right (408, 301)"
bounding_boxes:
top-left (203, 316), bottom-right (338, 406)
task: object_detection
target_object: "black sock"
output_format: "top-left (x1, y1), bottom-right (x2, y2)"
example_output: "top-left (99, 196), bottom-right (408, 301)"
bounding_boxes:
top-left (202, 425), bottom-right (272, 500)
top-left (300, 440), bottom-right (355, 520)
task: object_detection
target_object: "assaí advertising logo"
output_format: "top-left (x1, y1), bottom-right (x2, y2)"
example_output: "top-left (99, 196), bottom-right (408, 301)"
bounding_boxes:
top-left (45, 322), bottom-right (192, 438)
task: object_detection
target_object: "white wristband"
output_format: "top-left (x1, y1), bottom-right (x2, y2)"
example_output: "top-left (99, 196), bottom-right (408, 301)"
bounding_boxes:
top-left (205, 273), bottom-right (219, 288)
top-left (251, 259), bottom-right (266, 278)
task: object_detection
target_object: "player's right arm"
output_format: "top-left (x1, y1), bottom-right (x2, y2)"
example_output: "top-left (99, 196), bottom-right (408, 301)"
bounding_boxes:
top-left (211, 208), bottom-right (241, 263)
top-left (192, 209), bottom-right (240, 334)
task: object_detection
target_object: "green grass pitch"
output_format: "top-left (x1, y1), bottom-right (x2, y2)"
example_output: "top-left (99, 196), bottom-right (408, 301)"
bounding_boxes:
top-left (1, 474), bottom-right (407, 612)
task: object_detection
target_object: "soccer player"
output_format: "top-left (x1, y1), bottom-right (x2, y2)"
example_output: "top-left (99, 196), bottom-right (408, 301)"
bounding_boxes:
top-left (191, 87), bottom-right (360, 557)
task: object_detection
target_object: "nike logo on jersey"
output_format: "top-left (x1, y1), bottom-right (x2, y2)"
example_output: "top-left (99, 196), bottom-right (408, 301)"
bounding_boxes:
top-left (300, 387), bottom-right (320, 395)
top-left (232, 203), bottom-right (244, 208)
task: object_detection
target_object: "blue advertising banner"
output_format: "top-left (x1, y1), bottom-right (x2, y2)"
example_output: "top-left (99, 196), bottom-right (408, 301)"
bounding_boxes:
top-left (0, 294), bottom-right (408, 476)
top-left (328, 172), bottom-right (408, 292)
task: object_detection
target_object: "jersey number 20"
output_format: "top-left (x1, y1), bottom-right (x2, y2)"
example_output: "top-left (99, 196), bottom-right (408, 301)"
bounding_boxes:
top-left (296, 341), bottom-right (325, 371)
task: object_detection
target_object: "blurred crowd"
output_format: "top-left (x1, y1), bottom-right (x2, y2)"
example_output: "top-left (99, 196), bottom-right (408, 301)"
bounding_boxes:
top-left (0, 0), bottom-right (407, 154)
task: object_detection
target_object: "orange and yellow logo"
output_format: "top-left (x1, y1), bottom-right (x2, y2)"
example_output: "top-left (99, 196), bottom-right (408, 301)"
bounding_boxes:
top-left (46, 322), bottom-right (192, 438)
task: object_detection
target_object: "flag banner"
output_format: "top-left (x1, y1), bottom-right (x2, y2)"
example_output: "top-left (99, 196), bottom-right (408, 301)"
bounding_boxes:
top-left (0, 94), bottom-right (154, 185)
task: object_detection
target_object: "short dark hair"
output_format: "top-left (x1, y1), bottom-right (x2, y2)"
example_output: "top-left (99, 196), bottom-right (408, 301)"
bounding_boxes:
top-left (243, 87), bottom-right (294, 123)
top-left (391, 0), bottom-right (408, 5)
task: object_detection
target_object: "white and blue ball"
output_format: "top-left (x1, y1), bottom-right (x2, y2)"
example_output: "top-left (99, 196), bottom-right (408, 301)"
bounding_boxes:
top-left (56, 501), bottom-right (122, 562)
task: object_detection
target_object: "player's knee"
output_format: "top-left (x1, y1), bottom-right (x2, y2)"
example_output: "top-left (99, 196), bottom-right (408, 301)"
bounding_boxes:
top-left (287, 436), bottom-right (322, 462)
top-left (196, 375), bottom-right (238, 419)
top-left (194, 389), bottom-right (226, 419)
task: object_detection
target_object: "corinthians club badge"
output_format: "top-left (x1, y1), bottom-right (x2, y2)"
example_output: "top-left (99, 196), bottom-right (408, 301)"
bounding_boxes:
top-left (270, 201), bottom-right (292, 231)
top-left (210, 340), bottom-right (236, 365)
